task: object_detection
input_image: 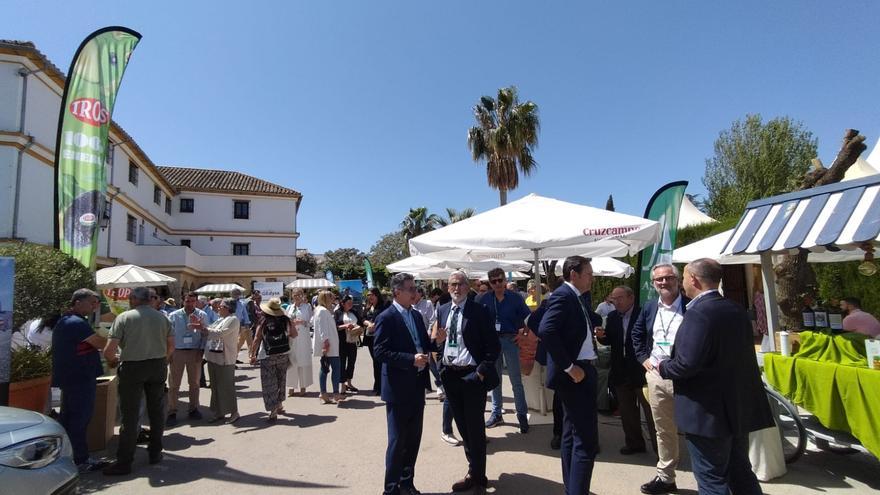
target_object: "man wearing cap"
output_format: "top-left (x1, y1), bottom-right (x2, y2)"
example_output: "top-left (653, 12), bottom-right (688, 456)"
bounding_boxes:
top-left (166, 292), bottom-right (208, 426)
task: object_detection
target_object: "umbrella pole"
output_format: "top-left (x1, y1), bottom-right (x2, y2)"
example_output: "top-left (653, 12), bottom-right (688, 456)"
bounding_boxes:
top-left (760, 252), bottom-right (780, 351)
top-left (532, 249), bottom-right (547, 416)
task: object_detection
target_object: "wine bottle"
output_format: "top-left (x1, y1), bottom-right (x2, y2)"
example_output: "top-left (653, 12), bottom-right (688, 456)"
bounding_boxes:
top-left (828, 298), bottom-right (843, 333)
top-left (801, 301), bottom-right (815, 330)
top-left (814, 300), bottom-right (829, 333)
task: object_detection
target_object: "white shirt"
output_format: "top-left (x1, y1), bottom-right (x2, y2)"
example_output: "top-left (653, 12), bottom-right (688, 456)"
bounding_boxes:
top-left (563, 282), bottom-right (598, 365)
top-left (413, 299), bottom-right (434, 333)
top-left (443, 299), bottom-right (476, 367)
top-left (651, 294), bottom-right (684, 366)
top-left (596, 301), bottom-right (616, 318)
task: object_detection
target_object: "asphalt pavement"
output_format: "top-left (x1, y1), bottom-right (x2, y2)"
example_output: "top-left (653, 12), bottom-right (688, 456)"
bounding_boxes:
top-left (78, 347), bottom-right (880, 494)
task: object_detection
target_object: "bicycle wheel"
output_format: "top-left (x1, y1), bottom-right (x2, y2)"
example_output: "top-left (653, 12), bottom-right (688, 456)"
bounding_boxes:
top-left (765, 386), bottom-right (807, 463)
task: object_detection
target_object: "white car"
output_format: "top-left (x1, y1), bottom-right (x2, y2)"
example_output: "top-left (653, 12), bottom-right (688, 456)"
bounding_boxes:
top-left (0, 406), bottom-right (78, 494)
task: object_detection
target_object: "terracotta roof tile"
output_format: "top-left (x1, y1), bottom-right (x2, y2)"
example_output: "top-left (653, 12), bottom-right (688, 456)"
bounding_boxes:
top-left (157, 166), bottom-right (302, 198)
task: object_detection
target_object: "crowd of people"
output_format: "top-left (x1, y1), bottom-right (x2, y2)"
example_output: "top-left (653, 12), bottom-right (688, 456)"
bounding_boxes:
top-left (41, 256), bottom-right (838, 493)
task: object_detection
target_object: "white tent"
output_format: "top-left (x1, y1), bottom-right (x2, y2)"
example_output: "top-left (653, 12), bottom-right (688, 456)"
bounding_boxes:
top-left (539, 257), bottom-right (635, 278)
top-left (409, 194), bottom-right (659, 261)
top-left (843, 157), bottom-right (879, 182)
top-left (195, 283), bottom-right (247, 294)
top-left (96, 264), bottom-right (176, 289)
top-left (286, 278), bottom-right (336, 289)
top-left (386, 255), bottom-right (531, 274)
top-left (677, 195), bottom-right (716, 229)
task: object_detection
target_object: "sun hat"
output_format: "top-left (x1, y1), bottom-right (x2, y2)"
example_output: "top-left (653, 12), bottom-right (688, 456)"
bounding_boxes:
top-left (260, 297), bottom-right (286, 317)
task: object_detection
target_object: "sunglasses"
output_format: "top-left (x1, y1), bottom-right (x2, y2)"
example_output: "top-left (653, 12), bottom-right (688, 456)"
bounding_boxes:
top-left (489, 278), bottom-right (505, 284)
top-left (653, 275), bottom-right (677, 283)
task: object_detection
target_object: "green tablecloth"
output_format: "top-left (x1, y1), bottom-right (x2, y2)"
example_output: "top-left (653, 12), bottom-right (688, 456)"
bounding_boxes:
top-left (794, 331), bottom-right (868, 366)
top-left (764, 353), bottom-right (880, 459)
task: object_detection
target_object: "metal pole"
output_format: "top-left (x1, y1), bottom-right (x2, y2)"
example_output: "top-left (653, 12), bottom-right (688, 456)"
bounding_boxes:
top-left (760, 252), bottom-right (780, 351)
top-left (532, 248), bottom-right (547, 415)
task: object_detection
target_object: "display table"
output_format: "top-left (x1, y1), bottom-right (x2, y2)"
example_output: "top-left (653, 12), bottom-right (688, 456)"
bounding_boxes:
top-left (764, 343), bottom-right (880, 459)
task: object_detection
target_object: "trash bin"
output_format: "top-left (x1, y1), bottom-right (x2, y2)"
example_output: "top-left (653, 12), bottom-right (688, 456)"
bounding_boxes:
top-left (87, 375), bottom-right (117, 452)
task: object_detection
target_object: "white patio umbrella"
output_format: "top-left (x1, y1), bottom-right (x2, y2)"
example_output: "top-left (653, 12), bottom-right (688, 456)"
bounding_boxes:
top-left (285, 278), bottom-right (336, 289)
top-left (195, 283), bottom-right (247, 294)
top-left (541, 257), bottom-right (635, 278)
top-left (386, 255), bottom-right (531, 273)
top-left (96, 264), bottom-right (177, 289)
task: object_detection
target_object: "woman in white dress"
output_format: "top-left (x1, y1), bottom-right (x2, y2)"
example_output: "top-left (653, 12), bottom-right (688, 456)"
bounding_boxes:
top-left (286, 289), bottom-right (314, 396)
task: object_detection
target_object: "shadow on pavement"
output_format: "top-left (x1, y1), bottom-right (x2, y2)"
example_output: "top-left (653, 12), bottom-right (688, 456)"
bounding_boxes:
top-left (336, 398), bottom-right (381, 410)
top-left (162, 432), bottom-right (215, 451)
top-left (762, 448), bottom-right (880, 492)
top-left (490, 472), bottom-right (564, 494)
top-left (231, 412), bottom-right (337, 433)
top-left (76, 451), bottom-right (345, 493)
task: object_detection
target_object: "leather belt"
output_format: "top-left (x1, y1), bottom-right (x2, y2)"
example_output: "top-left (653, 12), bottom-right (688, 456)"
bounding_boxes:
top-left (445, 364), bottom-right (477, 372)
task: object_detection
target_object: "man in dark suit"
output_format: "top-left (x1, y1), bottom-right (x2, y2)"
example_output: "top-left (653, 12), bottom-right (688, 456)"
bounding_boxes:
top-left (597, 285), bottom-right (656, 455)
top-left (374, 272), bottom-right (445, 495)
top-left (630, 264), bottom-right (689, 495)
top-left (658, 258), bottom-right (773, 495)
top-left (538, 256), bottom-right (600, 495)
top-left (432, 270), bottom-right (501, 494)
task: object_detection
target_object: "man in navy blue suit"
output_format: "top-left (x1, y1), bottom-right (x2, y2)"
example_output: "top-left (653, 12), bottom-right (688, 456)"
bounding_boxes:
top-left (374, 272), bottom-right (444, 495)
top-left (433, 270), bottom-right (501, 494)
top-left (658, 258), bottom-right (773, 495)
top-left (538, 256), bottom-right (600, 495)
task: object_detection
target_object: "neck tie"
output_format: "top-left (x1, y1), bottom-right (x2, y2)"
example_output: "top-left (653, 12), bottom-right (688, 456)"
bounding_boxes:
top-left (402, 309), bottom-right (423, 353)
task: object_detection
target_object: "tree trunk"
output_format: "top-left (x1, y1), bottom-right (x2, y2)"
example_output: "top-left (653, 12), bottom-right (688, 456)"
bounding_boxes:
top-left (774, 129), bottom-right (867, 327)
top-left (499, 188), bottom-right (508, 206)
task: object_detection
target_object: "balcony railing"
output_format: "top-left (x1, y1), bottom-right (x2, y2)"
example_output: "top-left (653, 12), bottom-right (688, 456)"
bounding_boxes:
top-left (127, 245), bottom-right (297, 273)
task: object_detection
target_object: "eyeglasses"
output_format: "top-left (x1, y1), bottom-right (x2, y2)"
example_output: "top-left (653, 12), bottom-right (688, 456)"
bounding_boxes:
top-left (489, 278), bottom-right (505, 285)
top-left (653, 275), bottom-right (677, 283)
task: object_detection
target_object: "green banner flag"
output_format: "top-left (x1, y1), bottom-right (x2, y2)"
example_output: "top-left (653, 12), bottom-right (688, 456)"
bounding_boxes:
top-left (364, 258), bottom-right (375, 289)
top-left (53, 27), bottom-right (141, 269)
top-left (637, 181), bottom-right (688, 306)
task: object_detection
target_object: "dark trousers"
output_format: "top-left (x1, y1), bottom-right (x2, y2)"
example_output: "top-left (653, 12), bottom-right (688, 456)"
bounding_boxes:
top-left (338, 335), bottom-right (358, 382)
top-left (616, 382), bottom-right (656, 451)
top-left (442, 398), bottom-right (454, 435)
top-left (685, 433), bottom-right (762, 495)
top-left (553, 390), bottom-right (563, 436)
top-left (59, 380), bottom-right (97, 464)
top-left (557, 361), bottom-right (598, 495)
top-left (384, 401), bottom-right (425, 495)
top-left (366, 338), bottom-right (381, 394)
top-left (116, 358), bottom-right (167, 465)
top-left (441, 367), bottom-right (488, 483)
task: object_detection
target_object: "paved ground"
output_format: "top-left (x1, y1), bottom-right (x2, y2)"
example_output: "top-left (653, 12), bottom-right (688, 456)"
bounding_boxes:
top-left (79, 347), bottom-right (879, 494)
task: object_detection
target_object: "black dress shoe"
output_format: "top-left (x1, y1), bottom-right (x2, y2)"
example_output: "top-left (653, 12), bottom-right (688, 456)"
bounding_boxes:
top-left (188, 409), bottom-right (203, 420)
top-left (640, 476), bottom-right (678, 494)
top-left (620, 445), bottom-right (647, 455)
top-left (399, 485), bottom-right (422, 495)
top-left (149, 452), bottom-right (163, 465)
top-left (451, 474), bottom-right (487, 492)
top-left (550, 435), bottom-right (561, 450)
top-left (136, 429), bottom-right (150, 444)
top-left (102, 462), bottom-right (132, 476)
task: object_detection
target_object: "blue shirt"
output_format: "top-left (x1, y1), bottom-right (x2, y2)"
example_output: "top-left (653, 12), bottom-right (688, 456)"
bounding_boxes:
top-left (169, 308), bottom-right (208, 350)
top-left (51, 313), bottom-right (102, 387)
top-left (234, 297), bottom-right (251, 326)
top-left (477, 289), bottom-right (531, 334)
top-left (202, 306), bottom-right (219, 325)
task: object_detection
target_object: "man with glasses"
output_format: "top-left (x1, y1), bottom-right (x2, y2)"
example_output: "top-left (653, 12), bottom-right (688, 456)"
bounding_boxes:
top-left (631, 264), bottom-right (691, 495)
top-left (478, 268), bottom-right (532, 433)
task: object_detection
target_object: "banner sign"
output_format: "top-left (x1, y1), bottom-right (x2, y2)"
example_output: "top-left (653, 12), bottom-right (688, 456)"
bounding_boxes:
top-left (637, 181), bottom-right (688, 306)
top-left (338, 280), bottom-right (365, 305)
top-left (54, 27), bottom-right (141, 269)
top-left (253, 282), bottom-right (284, 299)
top-left (0, 258), bottom-right (14, 405)
top-left (364, 259), bottom-right (375, 289)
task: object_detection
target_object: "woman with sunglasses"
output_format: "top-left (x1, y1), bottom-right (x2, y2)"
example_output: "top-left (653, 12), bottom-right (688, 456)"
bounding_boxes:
top-left (202, 298), bottom-right (241, 423)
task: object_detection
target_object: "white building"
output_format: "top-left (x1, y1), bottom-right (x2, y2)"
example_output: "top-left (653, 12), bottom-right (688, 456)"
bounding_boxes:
top-left (0, 40), bottom-right (302, 295)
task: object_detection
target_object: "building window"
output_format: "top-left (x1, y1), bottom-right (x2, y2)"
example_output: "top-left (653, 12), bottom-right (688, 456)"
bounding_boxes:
top-left (128, 161), bottom-right (138, 186)
top-left (153, 185), bottom-right (161, 205)
top-left (180, 198), bottom-right (194, 213)
top-left (233, 200), bottom-right (250, 219)
top-left (165, 195), bottom-right (172, 214)
top-left (232, 243), bottom-right (250, 256)
top-left (181, 239), bottom-right (191, 248)
top-left (126, 215), bottom-right (137, 243)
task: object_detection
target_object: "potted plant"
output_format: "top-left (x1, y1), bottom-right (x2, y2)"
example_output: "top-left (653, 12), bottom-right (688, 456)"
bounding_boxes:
top-left (9, 345), bottom-right (53, 412)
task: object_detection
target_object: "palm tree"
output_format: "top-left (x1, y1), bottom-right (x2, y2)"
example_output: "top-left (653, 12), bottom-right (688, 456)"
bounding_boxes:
top-left (467, 86), bottom-right (540, 205)
top-left (400, 207), bottom-right (441, 254)
top-left (435, 207), bottom-right (476, 227)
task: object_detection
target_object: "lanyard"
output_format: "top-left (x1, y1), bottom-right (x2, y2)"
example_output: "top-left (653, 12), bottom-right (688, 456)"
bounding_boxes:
top-left (493, 295), bottom-right (501, 324)
top-left (656, 300), bottom-right (680, 341)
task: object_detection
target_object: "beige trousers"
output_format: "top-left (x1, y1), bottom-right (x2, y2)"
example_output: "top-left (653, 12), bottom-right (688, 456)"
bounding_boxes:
top-left (645, 370), bottom-right (679, 483)
top-left (168, 349), bottom-right (202, 413)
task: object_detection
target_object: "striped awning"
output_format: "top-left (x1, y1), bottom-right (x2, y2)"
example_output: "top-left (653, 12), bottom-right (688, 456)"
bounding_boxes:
top-left (285, 278), bottom-right (336, 289)
top-left (722, 174), bottom-right (880, 256)
top-left (194, 283), bottom-right (247, 294)
top-left (96, 264), bottom-right (177, 289)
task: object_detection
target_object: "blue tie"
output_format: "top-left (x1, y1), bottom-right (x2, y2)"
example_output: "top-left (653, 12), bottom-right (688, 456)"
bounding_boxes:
top-left (402, 309), bottom-right (423, 353)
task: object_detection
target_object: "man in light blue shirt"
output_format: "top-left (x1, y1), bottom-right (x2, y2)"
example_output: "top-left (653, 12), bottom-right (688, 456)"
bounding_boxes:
top-left (231, 288), bottom-right (252, 359)
top-left (166, 292), bottom-right (208, 426)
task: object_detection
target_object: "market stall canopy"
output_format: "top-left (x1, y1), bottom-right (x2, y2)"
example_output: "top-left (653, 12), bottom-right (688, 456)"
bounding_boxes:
top-left (721, 175), bottom-right (880, 257)
top-left (677, 195), bottom-right (716, 229)
top-left (674, 229), bottom-right (866, 265)
top-left (386, 255), bottom-right (532, 273)
top-left (96, 264), bottom-right (177, 289)
top-left (409, 194), bottom-right (660, 261)
top-left (285, 278), bottom-right (336, 289)
top-left (195, 283), bottom-right (247, 294)
top-left (842, 157), bottom-right (879, 182)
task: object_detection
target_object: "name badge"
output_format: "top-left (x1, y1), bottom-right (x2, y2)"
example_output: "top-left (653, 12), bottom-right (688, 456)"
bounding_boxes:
top-left (656, 340), bottom-right (672, 356)
top-left (446, 341), bottom-right (460, 359)
top-left (495, 323), bottom-right (502, 332)
top-left (183, 336), bottom-right (194, 345)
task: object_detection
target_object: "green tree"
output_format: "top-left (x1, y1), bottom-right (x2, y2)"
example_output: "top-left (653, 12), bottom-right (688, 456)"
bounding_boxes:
top-left (319, 248), bottom-right (366, 280)
top-left (296, 252), bottom-right (318, 276)
top-left (400, 207), bottom-right (440, 254)
top-left (436, 207), bottom-right (476, 227)
top-left (369, 231), bottom-right (408, 268)
top-left (702, 114), bottom-right (817, 219)
top-left (467, 86), bottom-right (540, 205)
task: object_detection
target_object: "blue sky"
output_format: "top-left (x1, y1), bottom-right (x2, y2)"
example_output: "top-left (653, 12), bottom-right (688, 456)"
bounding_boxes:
top-left (5, 1), bottom-right (880, 255)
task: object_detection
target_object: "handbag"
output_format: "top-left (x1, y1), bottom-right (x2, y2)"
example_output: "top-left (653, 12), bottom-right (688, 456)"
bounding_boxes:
top-left (346, 325), bottom-right (364, 344)
top-left (517, 330), bottom-right (539, 376)
top-left (207, 337), bottom-right (224, 353)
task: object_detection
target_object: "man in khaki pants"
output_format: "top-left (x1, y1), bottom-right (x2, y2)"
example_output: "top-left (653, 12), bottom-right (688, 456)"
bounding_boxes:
top-left (631, 264), bottom-right (690, 495)
top-left (166, 292), bottom-right (208, 426)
